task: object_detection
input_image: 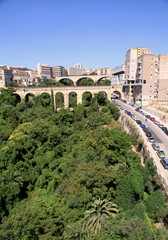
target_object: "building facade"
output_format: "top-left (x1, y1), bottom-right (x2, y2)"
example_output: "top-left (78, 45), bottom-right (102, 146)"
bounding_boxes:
top-left (65, 67), bottom-right (83, 76)
top-left (96, 67), bottom-right (112, 75)
top-left (136, 54), bottom-right (168, 104)
top-left (125, 47), bottom-right (152, 83)
top-left (74, 63), bottom-right (83, 69)
top-left (111, 65), bottom-right (125, 85)
top-left (52, 66), bottom-right (65, 78)
top-left (37, 63), bottom-right (51, 80)
top-left (0, 66), bottom-right (13, 87)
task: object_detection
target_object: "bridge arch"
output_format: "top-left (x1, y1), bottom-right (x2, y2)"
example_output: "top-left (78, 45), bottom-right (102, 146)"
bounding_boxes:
top-left (13, 93), bottom-right (21, 103)
top-left (25, 93), bottom-right (35, 102)
top-left (69, 91), bottom-right (77, 107)
top-left (76, 77), bottom-right (95, 86)
top-left (97, 91), bottom-right (107, 105)
top-left (97, 76), bottom-right (111, 86)
top-left (40, 92), bottom-right (51, 107)
top-left (58, 78), bottom-right (74, 86)
top-left (112, 90), bottom-right (122, 99)
top-left (82, 91), bottom-right (92, 106)
top-left (55, 92), bottom-right (64, 108)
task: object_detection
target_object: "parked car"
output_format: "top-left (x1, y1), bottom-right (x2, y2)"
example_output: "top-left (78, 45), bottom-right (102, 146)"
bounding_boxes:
top-left (154, 121), bottom-right (160, 125)
top-left (150, 117), bottom-right (155, 121)
top-left (131, 114), bottom-right (137, 121)
top-left (158, 124), bottom-right (164, 128)
top-left (146, 115), bottom-right (151, 119)
top-left (160, 158), bottom-right (168, 169)
top-left (136, 120), bottom-right (142, 125)
top-left (161, 127), bottom-right (168, 133)
top-left (143, 127), bottom-right (149, 132)
top-left (157, 150), bottom-right (166, 159)
top-left (152, 143), bottom-right (160, 151)
top-left (148, 137), bottom-right (155, 143)
top-left (140, 124), bottom-right (146, 128)
top-left (120, 106), bottom-right (124, 110)
top-left (146, 131), bottom-right (152, 137)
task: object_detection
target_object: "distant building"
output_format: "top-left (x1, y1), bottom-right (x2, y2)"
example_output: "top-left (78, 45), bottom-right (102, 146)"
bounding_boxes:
top-left (52, 66), bottom-right (65, 78)
top-left (26, 69), bottom-right (41, 85)
top-left (0, 66), bottom-right (12, 87)
top-left (12, 69), bottom-right (30, 86)
top-left (37, 63), bottom-right (51, 80)
top-left (111, 65), bottom-right (125, 85)
top-left (74, 63), bottom-right (83, 69)
top-left (65, 67), bottom-right (83, 76)
top-left (97, 67), bottom-right (112, 75)
top-left (82, 68), bottom-right (97, 75)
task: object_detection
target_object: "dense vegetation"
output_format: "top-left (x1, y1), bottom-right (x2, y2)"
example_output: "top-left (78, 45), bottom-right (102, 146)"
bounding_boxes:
top-left (0, 88), bottom-right (168, 239)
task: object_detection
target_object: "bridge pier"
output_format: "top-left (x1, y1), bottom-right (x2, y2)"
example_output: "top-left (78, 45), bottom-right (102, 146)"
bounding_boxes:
top-left (64, 93), bottom-right (69, 108)
top-left (77, 94), bottom-right (82, 105)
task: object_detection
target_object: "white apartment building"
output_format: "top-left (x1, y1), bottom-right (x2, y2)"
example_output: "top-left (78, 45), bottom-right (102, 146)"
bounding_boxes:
top-left (125, 47), bottom-right (151, 83)
top-left (37, 63), bottom-right (51, 80)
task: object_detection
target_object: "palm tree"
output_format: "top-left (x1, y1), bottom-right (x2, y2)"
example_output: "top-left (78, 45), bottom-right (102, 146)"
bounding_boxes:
top-left (84, 198), bottom-right (119, 234)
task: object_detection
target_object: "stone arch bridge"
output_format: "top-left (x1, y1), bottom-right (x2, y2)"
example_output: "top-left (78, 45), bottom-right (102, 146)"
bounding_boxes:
top-left (15, 85), bottom-right (123, 108)
top-left (55, 75), bottom-right (111, 85)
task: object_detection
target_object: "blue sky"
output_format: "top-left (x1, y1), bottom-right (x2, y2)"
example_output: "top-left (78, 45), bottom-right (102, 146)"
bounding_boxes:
top-left (0, 0), bottom-right (168, 69)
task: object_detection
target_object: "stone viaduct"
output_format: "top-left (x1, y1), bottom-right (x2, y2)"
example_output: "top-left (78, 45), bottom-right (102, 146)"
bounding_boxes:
top-left (54, 75), bottom-right (111, 85)
top-left (15, 85), bottom-right (123, 108)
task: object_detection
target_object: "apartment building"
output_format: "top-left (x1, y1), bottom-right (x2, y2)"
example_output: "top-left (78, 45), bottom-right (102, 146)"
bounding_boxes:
top-left (37, 63), bottom-right (51, 80)
top-left (52, 66), bottom-right (65, 78)
top-left (0, 65), bottom-right (12, 87)
top-left (65, 67), bottom-right (83, 76)
top-left (125, 47), bottom-right (151, 83)
top-left (157, 55), bottom-right (168, 103)
top-left (136, 54), bottom-right (168, 104)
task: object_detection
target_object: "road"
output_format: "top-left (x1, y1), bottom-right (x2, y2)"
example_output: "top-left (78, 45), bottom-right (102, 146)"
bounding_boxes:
top-left (115, 99), bottom-right (168, 189)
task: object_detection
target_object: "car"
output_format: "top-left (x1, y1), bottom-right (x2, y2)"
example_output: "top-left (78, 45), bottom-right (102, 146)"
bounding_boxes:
top-left (140, 124), bottom-right (146, 128)
top-left (148, 137), bottom-right (155, 143)
top-left (158, 124), bottom-right (164, 128)
top-left (152, 143), bottom-right (160, 151)
top-left (154, 121), bottom-right (160, 125)
top-left (143, 127), bottom-right (149, 132)
top-left (127, 111), bottom-right (132, 116)
top-left (160, 158), bottom-right (168, 169)
top-left (131, 114), bottom-right (137, 120)
top-left (136, 120), bottom-right (142, 125)
top-left (157, 150), bottom-right (166, 159)
top-left (120, 106), bottom-right (124, 110)
top-left (146, 115), bottom-right (151, 119)
top-left (161, 127), bottom-right (168, 133)
top-left (150, 117), bottom-right (155, 121)
top-left (146, 131), bottom-right (152, 137)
